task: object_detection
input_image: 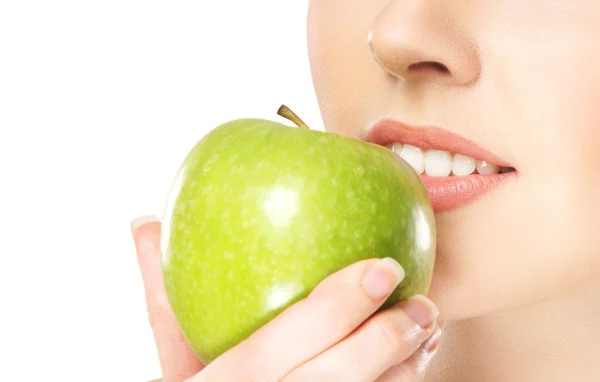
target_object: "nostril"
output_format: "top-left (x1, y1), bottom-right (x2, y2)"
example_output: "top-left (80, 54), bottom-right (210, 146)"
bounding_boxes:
top-left (408, 61), bottom-right (450, 74)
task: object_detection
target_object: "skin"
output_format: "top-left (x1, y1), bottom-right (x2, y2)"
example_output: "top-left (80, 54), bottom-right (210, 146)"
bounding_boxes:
top-left (135, 1), bottom-right (600, 381)
top-left (307, 0), bottom-right (600, 380)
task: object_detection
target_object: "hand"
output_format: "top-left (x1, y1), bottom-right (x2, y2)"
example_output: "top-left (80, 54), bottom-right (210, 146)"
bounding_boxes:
top-left (132, 216), bottom-right (442, 382)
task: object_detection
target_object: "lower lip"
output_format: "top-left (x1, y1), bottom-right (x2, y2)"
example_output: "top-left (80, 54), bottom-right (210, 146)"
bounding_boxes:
top-left (420, 172), bottom-right (516, 213)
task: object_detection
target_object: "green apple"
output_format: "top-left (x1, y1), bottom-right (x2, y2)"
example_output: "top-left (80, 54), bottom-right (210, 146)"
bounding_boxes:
top-left (161, 105), bottom-right (436, 364)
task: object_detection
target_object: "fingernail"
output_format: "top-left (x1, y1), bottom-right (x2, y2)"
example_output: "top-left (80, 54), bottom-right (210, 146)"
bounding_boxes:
top-left (131, 215), bottom-right (159, 235)
top-left (422, 326), bottom-right (442, 352)
top-left (402, 295), bottom-right (439, 330)
top-left (361, 257), bottom-right (405, 299)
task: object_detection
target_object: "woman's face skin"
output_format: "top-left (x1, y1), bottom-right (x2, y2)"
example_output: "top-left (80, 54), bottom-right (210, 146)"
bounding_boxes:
top-left (307, 1), bottom-right (600, 320)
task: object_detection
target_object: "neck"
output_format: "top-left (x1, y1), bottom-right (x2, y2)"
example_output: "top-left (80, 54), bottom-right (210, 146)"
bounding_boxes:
top-left (428, 279), bottom-right (600, 382)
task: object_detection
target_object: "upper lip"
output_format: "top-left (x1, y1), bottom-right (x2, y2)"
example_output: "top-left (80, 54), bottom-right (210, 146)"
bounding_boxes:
top-left (366, 118), bottom-right (511, 167)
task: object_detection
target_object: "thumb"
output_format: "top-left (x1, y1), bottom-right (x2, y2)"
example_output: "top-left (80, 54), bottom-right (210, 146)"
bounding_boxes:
top-left (132, 216), bottom-right (204, 382)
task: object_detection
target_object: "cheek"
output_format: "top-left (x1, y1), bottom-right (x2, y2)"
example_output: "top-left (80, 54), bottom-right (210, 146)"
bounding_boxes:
top-left (479, 10), bottom-right (600, 177)
top-left (431, 29), bottom-right (600, 320)
top-left (307, 0), bottom-right (383, 136)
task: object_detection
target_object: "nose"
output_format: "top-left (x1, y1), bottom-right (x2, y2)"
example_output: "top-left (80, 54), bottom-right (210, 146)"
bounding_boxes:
top-left (367, 1), bottom-right (480, 86)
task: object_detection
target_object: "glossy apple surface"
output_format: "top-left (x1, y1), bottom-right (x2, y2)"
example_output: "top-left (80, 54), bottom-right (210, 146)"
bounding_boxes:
top-left (161, 113), bottom-right (436, 364)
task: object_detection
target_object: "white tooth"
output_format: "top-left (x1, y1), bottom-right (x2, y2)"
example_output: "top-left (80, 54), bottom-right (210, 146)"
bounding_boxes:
top-left (389, 143), bottom-right (403, 155)
top-left (476, 160), bottom-right (500, 175)
top-left (400, 144), bottom-right (425, 174)
top-left (424, 150), bottom-right (453, 176)
top-left (452, 154), bottom-right (476, 176)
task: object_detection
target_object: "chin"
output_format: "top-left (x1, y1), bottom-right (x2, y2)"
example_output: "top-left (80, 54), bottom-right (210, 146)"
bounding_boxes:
top-left (425, 276), bottom-right (516, 321)
top-left (424, 243), bottom-right (519, 321)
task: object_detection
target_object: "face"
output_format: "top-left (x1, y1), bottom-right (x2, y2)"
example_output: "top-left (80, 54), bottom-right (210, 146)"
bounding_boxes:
top-left (307, 0), bottom-right (600, 320)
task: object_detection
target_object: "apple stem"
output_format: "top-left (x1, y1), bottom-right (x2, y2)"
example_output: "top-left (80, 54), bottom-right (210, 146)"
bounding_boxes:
top-left (277, 105), bottom-right (310, 129)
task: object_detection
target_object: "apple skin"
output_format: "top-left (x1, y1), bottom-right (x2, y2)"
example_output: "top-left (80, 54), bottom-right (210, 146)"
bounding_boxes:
top-left (161, 117), bottom-right (436, 364)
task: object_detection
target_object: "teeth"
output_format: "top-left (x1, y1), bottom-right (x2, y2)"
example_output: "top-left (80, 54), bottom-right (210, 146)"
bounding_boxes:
top-left (476, 161), bottom-right (500, 175)
top-left (424, 150), bottom-right (452, 176)
top-left (386, 142), bottom-right (505, 176)
top-left (452, 154), bottom-right (476, 176)
top-left (399, 144), bottom-right (425, 174)
top-left (388, 143), bottom-right (403, 155)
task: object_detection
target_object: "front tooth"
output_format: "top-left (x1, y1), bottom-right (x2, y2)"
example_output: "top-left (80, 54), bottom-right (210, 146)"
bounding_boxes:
top-left (400, 144), bottom-right (425, 174)
top-left (476, 160), bottom-right (500, 175)
top-left (424, 150), bottom-right (453, 176)
top-left (389, 143), bottom-right (403, 155)
top-left (452, 154), bottom-right (476, 176)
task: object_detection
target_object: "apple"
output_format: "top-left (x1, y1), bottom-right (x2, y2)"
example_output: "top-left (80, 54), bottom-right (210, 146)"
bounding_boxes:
top-left (161, 105), bottom-right (436, 364)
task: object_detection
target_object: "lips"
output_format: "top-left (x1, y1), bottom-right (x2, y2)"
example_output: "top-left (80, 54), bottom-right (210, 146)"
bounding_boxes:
top-left (367, 119), bottom-right (517, 212)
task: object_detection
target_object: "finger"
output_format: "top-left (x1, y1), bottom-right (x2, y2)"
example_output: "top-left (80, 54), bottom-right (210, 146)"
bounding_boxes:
top-left (194, 257), bottom-right (405, 382)
top-left (132, 216), bottom-right (204, 382)
top-left (283, 295), bottom-right (439, 382)
top-left (375, 325), bottom-right (442, 382)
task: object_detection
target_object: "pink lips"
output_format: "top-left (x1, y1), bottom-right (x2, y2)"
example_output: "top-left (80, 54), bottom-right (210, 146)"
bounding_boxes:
top-left (367, 119), bottom-right (516, 213)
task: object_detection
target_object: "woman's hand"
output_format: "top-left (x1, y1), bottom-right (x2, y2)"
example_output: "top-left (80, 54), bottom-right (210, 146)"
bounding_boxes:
top-left (132, 216), bottom-right (441, 382)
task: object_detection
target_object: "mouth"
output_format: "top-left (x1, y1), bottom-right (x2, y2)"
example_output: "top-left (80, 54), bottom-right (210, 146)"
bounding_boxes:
top-left (367, 119), bottom-right (517, 213)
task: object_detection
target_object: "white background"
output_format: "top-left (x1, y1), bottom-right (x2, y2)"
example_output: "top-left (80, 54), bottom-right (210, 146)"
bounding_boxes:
top-left (0, 1), bottom-right (319, 381)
